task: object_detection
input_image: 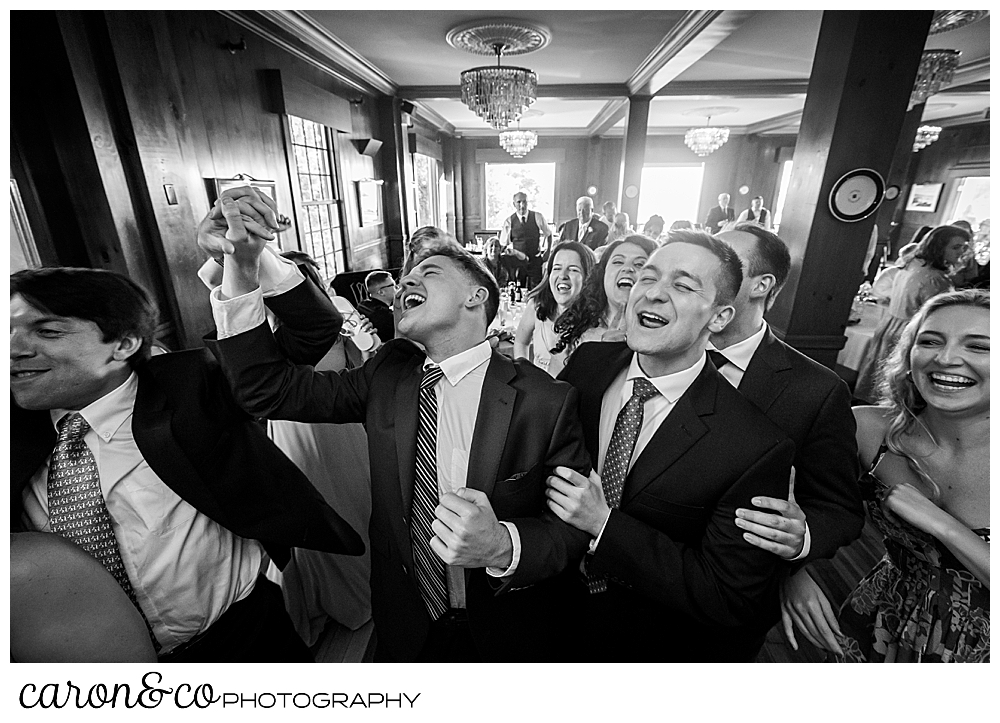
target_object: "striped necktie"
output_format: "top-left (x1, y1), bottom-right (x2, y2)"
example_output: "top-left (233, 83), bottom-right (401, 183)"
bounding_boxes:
top-left (410, 365), bottom-right (449, 620)
top-left (588, 378), bottom-right (660, 594)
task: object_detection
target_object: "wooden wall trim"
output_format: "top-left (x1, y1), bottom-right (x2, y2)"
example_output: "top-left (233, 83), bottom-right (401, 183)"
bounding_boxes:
top-left (262, 69), bottom-right (353, 132)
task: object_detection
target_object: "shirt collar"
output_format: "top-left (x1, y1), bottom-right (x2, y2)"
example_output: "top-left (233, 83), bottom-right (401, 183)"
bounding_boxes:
top-left (423, 340), bottom-right (492, 386)
top-left (50, 371), bottom-right (138, 443)
top-left (708, 322), bottom-right (767, 372)
top-left (626, 352), bottom-right (706, 404)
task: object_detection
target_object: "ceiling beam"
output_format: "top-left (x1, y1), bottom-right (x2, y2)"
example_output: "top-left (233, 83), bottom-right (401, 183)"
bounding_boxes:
top-left (409, 102), bottom-right (455, 136)
top-left (397, 84), bottom-right (629, 100)
top-left (218, 10), bottom-right (397, 97)
top-left (947, 55), bottom-right (990, 88)
top-left (658, 79), bottom-right (810, 97)
top-left (938, 79), bottom-right (989, 94)
top-left (934, 109), bottom-right (990, 127)
top-left (629, 9), bottom-right (756, 96)
top-left (587, 100), bottom-right (629, 137)
top-left (745, 109), bottom-right (803, 135)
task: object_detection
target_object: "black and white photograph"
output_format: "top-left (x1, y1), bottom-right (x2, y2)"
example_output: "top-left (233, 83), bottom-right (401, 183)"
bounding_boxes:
top-left (7, 5), bottom-right (991, 722)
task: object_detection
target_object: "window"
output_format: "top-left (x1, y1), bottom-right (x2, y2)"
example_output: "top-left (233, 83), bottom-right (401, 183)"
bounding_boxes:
top-left (947, 176), bottom-right (990, 228)
top-left (287, 115), bottom-right (346, 281)
top-left (412, 153), bottom-right (440, 228)
top-left (772, 159), bottom-right (794, 233)
top-left (484, 163), bottom-right (556, 230)
top-left (637, 164), bottom-right (704, 229)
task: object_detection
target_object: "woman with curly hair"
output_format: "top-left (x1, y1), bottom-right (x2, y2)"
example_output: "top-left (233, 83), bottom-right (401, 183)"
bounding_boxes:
top-left (780, 289), bottom-right (989, 662)
top-left (854, 225), bottom-right (971, 402)
top-left (513, 240), bottom-right (595, 377)
top-left (551, 234), bottom-right (658, 356)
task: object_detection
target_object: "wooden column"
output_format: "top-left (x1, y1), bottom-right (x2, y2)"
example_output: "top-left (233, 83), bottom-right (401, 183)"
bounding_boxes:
top-left (767, 10), bottom-right (933, 367)
top-left (377, 95), bottom-right (408, 260)
top-left (460, 138), bottom-right (480, 242)
top-left (618, 96), bottom-right (651, 224)
top-left (873, 101), bottom-right (927, 266)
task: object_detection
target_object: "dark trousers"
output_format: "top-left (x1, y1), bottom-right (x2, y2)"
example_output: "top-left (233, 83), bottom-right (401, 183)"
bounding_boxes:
top-left (374, 609), bottom-right (481, 663)
top-left (158, 576), bottom-right (312, 663)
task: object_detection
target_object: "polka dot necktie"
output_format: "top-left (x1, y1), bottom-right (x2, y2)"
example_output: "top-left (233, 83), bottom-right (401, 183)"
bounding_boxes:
top-left (588, 377), bottom-right (660, 594)
top-left (410, 365), bottom-right (449, 620)
top-left (47, 413), bottom-right (160, 650)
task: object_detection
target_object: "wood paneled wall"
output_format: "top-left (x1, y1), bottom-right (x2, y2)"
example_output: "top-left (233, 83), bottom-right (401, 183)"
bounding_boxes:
top-left (13, 10), bottom-right (393, 348)
top-left (895, 122), bottom-right (989, 252)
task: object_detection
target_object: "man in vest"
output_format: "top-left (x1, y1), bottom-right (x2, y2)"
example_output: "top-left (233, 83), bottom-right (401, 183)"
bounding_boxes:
top-left (499, 191), bottom-right (553, 289)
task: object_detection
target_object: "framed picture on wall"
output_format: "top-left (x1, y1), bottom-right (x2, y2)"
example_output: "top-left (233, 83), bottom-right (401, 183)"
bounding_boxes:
top-left (904, 182), bottom-right (944, 213)
top-left (355, 179), bottom-right (383, 227)
top-left (205, 175), bottom-right (277, 205)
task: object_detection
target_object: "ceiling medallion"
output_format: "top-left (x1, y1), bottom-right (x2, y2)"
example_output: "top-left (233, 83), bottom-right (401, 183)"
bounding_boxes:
top-left (928, 10), bottom-right (988, 35)
top-left (910, 49), bottom-right (961, 107)
top-left (450, 19), bottom-right (548, 131)
top-left (684, 117), bottom-right (730, 157)
top-left (446, 19), bottom-right (552, 56)
top-left (912, 125), bottom-right (942, 152)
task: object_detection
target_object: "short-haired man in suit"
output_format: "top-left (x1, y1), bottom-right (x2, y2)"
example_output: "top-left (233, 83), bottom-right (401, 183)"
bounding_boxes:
top-left (559, 196), bottom-right (609, 251)
top-left (358, 270), bottom-right (396, 341)
top-left (499, 191), bottom-right (552, 289)
top-left (10, 258), bottom-right (363, 662)
top-left (710, 223), bottom-right (864, 654)
top-left (208, 193), bottom-right (592, 662)
top-left (704, 193), bottom-right (735, 232)
top-left (547, 230), bottom-right (796, 661)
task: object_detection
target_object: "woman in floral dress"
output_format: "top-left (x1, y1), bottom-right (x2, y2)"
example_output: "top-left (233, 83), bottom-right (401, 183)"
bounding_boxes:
top-left (781, 290), bottom-right (989, 662)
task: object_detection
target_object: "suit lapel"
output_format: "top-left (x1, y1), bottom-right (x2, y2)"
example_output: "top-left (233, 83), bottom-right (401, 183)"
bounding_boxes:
top-left (580, 344), bottom-right (633, 462)
top-left (620, 361), bottom-right (717, 506)
top-left (466, 353), bottom-right (516, 499)
top-left (738, 328), bottom-right (791, 415)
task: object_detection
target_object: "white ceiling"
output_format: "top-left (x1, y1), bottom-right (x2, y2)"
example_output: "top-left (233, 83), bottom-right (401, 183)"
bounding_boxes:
top-left (303, 9), bottom-right (990, 137)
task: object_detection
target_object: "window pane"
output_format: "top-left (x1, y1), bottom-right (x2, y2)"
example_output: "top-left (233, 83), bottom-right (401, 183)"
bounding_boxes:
top-left (289, 116), bottom-right (304, 145)
top-left (637, 165), bottom-right (705, 230)
top-left (299, 173), bottom-right (313, 202)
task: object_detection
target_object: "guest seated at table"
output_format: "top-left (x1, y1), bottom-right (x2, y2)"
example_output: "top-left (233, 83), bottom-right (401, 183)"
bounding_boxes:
top-left (781, 290), bottom-right (989, 662)
top-left (870, 241), bottom-right (919, 303)
top-left (514, 241), bottom-right (595, 377)
top-left (854, 225), bottom-right (970, 402)
top-left (607, 212), bottom-right (632, 244)
top-left (359, 269), bottom-right (397, 342)
top-left (553, 235), bottom-right (657, 353)
top-left (641, 214), bottom-right (666, 244)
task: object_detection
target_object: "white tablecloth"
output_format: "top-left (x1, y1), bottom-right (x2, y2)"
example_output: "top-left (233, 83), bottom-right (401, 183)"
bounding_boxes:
top-left (837, 302), bottom-right (887, 372)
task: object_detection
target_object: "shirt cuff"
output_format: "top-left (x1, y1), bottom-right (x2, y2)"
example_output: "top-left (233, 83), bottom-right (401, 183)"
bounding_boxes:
top-left (211, 286), bottom-right (267, 340)
top-left (486, 521), bottom-right (521, 578)
top-left (259, 247), bottom-right (303, 297)
top-left (587, 509), bottom-right (613, 554)
top-left (789, 523), bottom-right (812, 562)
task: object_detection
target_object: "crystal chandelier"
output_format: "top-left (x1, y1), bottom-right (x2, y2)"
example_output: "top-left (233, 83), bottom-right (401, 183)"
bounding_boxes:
top-left (684, 117), bottom-right (730, 157)
top-left (460, 43), bottom-right (537, 130)
top-left (910, 49), bottom-right (961, 107)
top-left (499, 125), bottom-right (538, 158)
top-left (929, 10), bottom-right (989, 35)
top-left (912, 125), bottom-right (942, 152)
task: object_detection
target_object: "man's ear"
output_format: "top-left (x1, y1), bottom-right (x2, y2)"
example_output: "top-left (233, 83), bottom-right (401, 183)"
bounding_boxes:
top-left (465, 286), bottom-right (489, 312)
top-left (112, 335), bottom-right (143, 363)
top-left (707, 304), bottom-right (736, 334)
top-left (749, 274), bottom-right (776, 302)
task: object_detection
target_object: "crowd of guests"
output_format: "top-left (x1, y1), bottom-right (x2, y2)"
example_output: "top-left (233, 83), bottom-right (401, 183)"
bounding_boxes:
top-left (10, 184), bottom-right (988, 664)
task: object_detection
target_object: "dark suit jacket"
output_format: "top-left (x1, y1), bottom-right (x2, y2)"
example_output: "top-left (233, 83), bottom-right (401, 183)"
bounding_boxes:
top-left (11, 282), bottom-right (365, 570)
top-left (211, 325), bottom-right (592, 662)
top-left (739, 328), bottom-right (864, 563)
top-left (357, 298), bottom-right (395, 342)
top-left (705, 205), bottom-right (735, 230)
top-left (558, 217), bottom-right (609, 250)
top-left (559, 342), bottom-right (795, 661)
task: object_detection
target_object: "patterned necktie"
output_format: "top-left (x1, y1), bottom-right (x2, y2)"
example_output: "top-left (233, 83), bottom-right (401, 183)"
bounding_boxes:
top-left (708, 349), bottom-right (730, 370)
top-left (410, 365), bottom-right (449, 620)
top-left (588, 377), bottom-right (660, 594)
top-left (47, 413), bottom-right (160, 650)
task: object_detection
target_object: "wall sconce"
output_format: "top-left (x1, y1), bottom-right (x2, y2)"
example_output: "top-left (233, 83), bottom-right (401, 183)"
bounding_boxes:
top-left (223, 37), bottom-right (247, 54)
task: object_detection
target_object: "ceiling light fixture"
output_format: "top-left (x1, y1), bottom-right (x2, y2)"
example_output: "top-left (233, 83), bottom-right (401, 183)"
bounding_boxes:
top-left (928, 10), bottom-right (988, 35)
top-left (912, 125), bottom-right (942, 152)
top-left (910, 49), bottom-right (961, 107)
top-left (448, 19), bottom-right (549, 131)
top-left (684, 117), bottom-right (730, 157)
top-left (499, 123), bottom-right (538, 158)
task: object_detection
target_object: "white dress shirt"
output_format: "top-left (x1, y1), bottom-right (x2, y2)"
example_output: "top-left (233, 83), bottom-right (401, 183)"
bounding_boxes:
top-left (709, 323), bottom-right (811, 560)
top-left (22, 373), bottom-right (263, 654)
top-left (589, 353), bottom-right (706, 550)
top-left (211, 277), bottom-right (522, 609)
